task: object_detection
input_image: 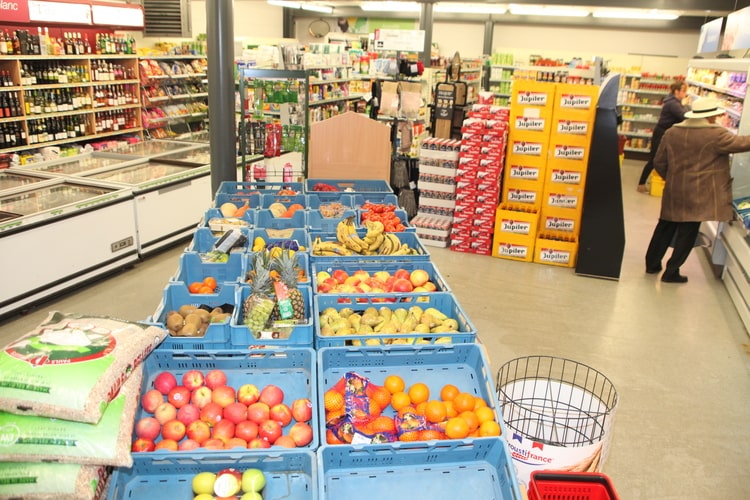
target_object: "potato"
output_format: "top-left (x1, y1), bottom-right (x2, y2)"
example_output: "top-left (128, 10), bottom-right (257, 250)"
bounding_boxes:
top-left (177, 323), bottom-right (199, 337)
top-left (210, 313), bottom-right (230, 323)
top-left (183, 312), bottom-right (204, 328)
top-left (166, 311), bottom-right (184, 332)
top-left (210, 307), bottom-right (225, 315)
top-left (192, 309), bottom-right (211, 324)
top-left (178, 304), bottom-right (199, 317)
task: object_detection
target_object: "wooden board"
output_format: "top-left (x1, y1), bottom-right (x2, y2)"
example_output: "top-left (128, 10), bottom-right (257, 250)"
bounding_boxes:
top-left (308, 111), bottom-right (391, 180)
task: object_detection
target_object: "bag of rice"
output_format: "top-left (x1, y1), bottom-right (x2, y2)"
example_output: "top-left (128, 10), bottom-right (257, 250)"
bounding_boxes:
top-left (0, 463), bottom-right (110, 500)
top-left (0, 311), bottom-right (166, 423)
top-left (0, 364), bottom-right (142, 467)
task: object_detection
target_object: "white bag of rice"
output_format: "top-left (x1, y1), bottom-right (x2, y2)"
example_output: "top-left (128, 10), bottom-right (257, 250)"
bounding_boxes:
top-left (0, 364), bottom-right (142, 468)
top-left (0, 311), bottom-right (166, 423)
top-left (0, 463), bottom-right (110, 500)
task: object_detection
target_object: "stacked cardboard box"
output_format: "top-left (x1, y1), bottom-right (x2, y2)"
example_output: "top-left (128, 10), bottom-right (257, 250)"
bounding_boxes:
top-left (450, 105), bottom-right (509, 255)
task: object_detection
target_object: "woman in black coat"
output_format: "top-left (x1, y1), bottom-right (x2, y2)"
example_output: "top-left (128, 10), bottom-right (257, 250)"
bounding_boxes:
top-left (637, 80), bottom-right (688, 192)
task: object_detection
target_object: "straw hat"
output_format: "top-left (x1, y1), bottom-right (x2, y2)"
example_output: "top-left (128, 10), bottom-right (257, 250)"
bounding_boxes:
top-left (685, 97), bottom-right (724, 119)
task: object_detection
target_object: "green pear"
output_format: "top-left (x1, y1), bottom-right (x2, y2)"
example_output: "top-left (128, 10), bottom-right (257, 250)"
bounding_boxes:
top-left (339, 307), bottom-right (354, 318)
top-left (424, 307), bottom-right (448, 321)
top-left (393, 308), bottom-right (409, 323)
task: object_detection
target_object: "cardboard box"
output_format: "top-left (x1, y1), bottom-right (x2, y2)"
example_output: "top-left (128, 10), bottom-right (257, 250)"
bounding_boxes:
top-left (553, 83), bottom-right (599, 121)
top-left (542, 184), bottom-right (584, 212)
top-left (534, 233), bottom-right (579, 268)
top-left (494, 205), bottom-right (540, 239)
top-left (492, 232), bottom-right (535, 262)
top-left (540, 206), bottom-right (581, 237)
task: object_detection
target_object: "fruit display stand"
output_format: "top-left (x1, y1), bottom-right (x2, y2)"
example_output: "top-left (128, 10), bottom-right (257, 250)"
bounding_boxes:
top-left (108, 451), bottom-right (317, 499)
top-left (231, 285), bottom-right (314, 347)
top-left (311, 260), bottom-right (452, 294)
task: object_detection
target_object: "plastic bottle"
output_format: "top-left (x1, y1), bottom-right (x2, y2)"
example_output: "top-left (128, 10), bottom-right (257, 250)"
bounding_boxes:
top-left (283, 162), bottom-right (293, 182)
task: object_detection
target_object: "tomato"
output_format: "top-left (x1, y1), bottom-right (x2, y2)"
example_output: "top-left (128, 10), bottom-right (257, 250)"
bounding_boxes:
top-left (188, 282), bottom-right (203, 293)
top-left (203, 277), bottom-right (217, 290)
top-left (198, 285), bottom-right (214, 294)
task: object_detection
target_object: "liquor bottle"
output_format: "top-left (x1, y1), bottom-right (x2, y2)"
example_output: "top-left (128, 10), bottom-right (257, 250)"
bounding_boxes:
top-left (84, 33), bottom-right (91, 54)
top-left (129, 34), bottom-right (136, 55)
top-left (76, 32), bottom-right (84, 55)
top-left (1, 94), bottom-right (11, 118)
top-left (0, 31), bottom-right (7, 55)
top-left (44, 27), bottom-right (52, 56)
top-left (12, 31), bottom-right (21, 55)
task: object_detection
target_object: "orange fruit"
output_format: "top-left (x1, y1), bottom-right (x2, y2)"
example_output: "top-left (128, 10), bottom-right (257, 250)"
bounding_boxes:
top-left (326, 429), bottom-right (344, 444)
top-left (384, 375), bottom-right (405, 394)
top-left (453, 392), bottom-right (476, 413)
top-left (424, 400), bottom-right (447, 424)
top-left (370, 387), bottom-right (391, 410)
top-left (443, 400), bottom-right (458, 418)
top-left (444, 417), bottom-right (470, 439)
top-left (368, 399), bottom-right (382, 417)
top-left (414, 401), bottom-right (428, 416)
top-left (408, 382), bottom-right (430, 405)
top-left (419, 429), bottom-right (446, 441)
top-left (188, 282), bottom-right (203, 293)
top-left (440, 384), bottom-right (460, 402)
top-left (325, 408), bottom-right (345, 423)
top-left (398, 431), bottom-right (420, 441)
top-left (324, 390), bottom-right (344, 412)
top-left (198, 285), bottom-right (214, 294)
top-left (390, 391), bottom-right (411, 411)
top-left (459, 410), bottom-right (480, 433)
top-left (475, 406), bottom-right (495, 424)
top-left (370, 416), bottom-right (396, 433)
top-left (202, 276), bottom-right (217, 290)
top-left (474, 397), bottom-right (488, 410)
top-left (397, 405), bottom-right (418, 418)
top-left (479, 420), bottom-right (501, 437)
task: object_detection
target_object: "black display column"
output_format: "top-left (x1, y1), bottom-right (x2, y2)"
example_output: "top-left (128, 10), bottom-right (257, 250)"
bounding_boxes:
top-left (575, 75), bottom-right (626, 280)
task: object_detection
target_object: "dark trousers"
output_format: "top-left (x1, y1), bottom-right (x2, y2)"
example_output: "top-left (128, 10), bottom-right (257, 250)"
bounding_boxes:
top-left (645, 219), bottom-right (701, 274)
top-left (638, 126), bottom-right (666, 185)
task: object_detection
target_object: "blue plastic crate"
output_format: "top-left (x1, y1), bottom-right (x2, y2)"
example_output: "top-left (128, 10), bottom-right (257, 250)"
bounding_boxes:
top-left (109, 451), bottom-right (317, 500)
top-left (129, 349), bottom-right (319, 461)
top-left (306, 193), bottom-right (356, 209)
top-left (314, 292), bottom-right (475, 347)
top-left (188, 227), bottom-right (251, 254)
top-left (357, 207), bottom-right (414, 231)
top-left (350, 193), bottom-right (399, 207)
top-left (256, 209), bottom-right (307, 230)
top-left (311, 260), bottom-right (451, 294)
top-left (252, 228), bottom-right (312, 253)
top-left (216, 180), bottom-right (304, 196)
top-left (318, 439), bottom-right (520, 500)
top-left (231, 285), bottom-right (314, 347)
top-left (316, 344), bottom-right (509, 444)
top-left (243, 251), bottom-right (311, 286)
top-left (201, 207), bottom-right (255, 232)
top-left (306, 209), bottom-right (358, 233)
top-left (309, 230), bottom-right (430, 262)
top-left (305, 179), bottom-right (393, 194)
top-left (171, 251), bottom-right (246, 286)
top-left (150, 282), bottom-right (237, 350)
top-left (260, 192), bottom-right (308, 210)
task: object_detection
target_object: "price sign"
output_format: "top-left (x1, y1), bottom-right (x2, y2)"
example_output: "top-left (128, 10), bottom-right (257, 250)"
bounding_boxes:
top-left (28, 0), bottom-right (92, 24)
top-left (92, 3), bottom-right (144, 27)
top-left (373, 29), bottom-right (425, 52)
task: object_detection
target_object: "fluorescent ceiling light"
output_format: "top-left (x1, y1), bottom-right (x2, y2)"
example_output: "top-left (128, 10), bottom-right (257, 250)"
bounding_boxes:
top-left (360, 2), bottom-right (421, 12)
top-left (435, 3), bottom-right (507, 14)
top-left (592, 9), bottom-right (679, 20)
top-left (267, 1), bottom-right (334, 14)
top-left (509, 4), bottom-right (589, 17)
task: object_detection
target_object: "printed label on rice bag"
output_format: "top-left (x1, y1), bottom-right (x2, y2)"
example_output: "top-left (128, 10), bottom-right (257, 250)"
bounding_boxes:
top-left (0, 462), bottom-right (82, 496)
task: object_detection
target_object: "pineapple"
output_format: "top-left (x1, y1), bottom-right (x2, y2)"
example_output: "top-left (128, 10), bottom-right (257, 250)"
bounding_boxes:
top-left (243, 252), bottom-right (275, 337)
top-left (272, 249), bottom-right (305, 322)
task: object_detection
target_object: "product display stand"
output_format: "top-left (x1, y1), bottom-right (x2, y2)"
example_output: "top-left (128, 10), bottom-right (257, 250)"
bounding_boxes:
top-left (575, 74), bottom-right (625, 280)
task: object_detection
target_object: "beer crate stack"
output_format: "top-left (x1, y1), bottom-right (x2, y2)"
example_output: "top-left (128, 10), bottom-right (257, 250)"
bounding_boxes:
top-left (411, 137), bottom-right (461, 248)
top-left (450, 104), bottom-right (509, 255)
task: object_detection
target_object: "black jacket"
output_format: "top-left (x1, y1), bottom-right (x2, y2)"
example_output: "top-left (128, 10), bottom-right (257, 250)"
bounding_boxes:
top-left (656, 94), bottom-right (687, 130)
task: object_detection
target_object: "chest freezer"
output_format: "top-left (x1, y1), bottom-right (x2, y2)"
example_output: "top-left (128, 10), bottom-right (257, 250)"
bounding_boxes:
top-left (13, 152), bottom-right (143, 177)
top-left (106, 139), bottom-right (203, 158)
top-left (81, 160), bottom-right (212, 255)
top-left (0, 170), bottom-right (57, 194)
top-left (0, 179), bottom-right (138, 319)
top-left (155, 145), bottom-right (211, 165)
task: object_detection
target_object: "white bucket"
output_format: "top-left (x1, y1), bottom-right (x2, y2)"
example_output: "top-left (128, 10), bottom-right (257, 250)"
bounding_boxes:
top-left (497, 356), bottom-right (618, 488)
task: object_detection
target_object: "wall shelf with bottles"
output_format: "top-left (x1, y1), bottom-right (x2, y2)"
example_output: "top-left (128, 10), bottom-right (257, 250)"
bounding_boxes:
top-left (616, 74), bottom-right (678, 155)
top-left (0, 54), bottom-right (142, 153)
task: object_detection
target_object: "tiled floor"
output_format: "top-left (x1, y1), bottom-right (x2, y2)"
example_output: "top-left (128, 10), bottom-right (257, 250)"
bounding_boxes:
top-left (1, 159), bottom-right (749, 499)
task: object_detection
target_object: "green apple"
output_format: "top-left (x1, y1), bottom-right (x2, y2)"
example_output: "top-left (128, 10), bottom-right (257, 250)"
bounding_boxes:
top-left (240, 492), bottom-right (263, 500)
top-left (241, 468), bottom-right (266, 493)
top-left (192, 472), bottom-right (216, 495)
top-left (194, 495), bottom-right (214, 500)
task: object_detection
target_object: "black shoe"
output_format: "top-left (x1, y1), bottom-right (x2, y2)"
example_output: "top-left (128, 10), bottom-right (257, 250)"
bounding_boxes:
top-left (661, 272), bottom-right (688, 283)
top-left (646, 265), bottom-right (662, 274)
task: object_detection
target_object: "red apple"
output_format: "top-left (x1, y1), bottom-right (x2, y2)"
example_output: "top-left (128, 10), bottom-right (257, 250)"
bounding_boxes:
top-left (409, 269), bottom-right (430, 287)
top-left (223, 402), bottom-right (248, 424)
top-left (248, 437), bottom-right (271, 449)
top-left (393, 269), bottom-right (411, 281)
top-left (274, 435), bottom-right (297, 448)
top-left (384, 276), bottom-right (397, 292)
top-left (167, 386), bottom-right (191, 409)
top-left (323, 277), bottom-right (339, 289)
top-left (211, 385), bottom-right (236, 408)
top-left (131, 437), bottom-right (155, 452)
top-left (332, 269), bottom-right (349, 284)
top-left (155, 439), bottom-right (179, 451)
top-left (211, 419), bottom-right (236, 444)
top-left (353, 270), bottom-right (370, 281)
top-left (343, 275), bottom-right (361, 287)
top-left (237, 384), bottom-right (260, 406)
top-left (247, 402), bottom-right (270, 424)
top-left (289, 421), bottom-right (313, 447)
top-left (154, 402), bottom-right (177, 425)
top-left (317, 281), bottom-right (335, 293)
top-left (225, 437), bottom-right (248, 449)
top-left (191, 386), bottom-right (213, 409)
top-left (181, 370), bottom-right (204, 391)
top-left (135, 416), bottom-right (161, 441)
top-left (202, 438), bottom-right (225, 450)
top-left (259, 385), bottom-right (284, 408)
top-left (269, 403), bottom-right (292, 426)
top-left (259, 419), bottom-right (283, 444)
top-left (177, 403), bottom-right (201, 426)
top-left (204, 369), bottom-right (228, 390)
top-left (186, 420), bottom-right (211, 444)
top-left (373, 271), bottom-right (391, 283)
top-left (234, 420), bottom-right (259, 442)
top-left (392, 278), bottom-right (414, 293)
top-left (364, 277), bottom-right (386, 290)
top-left (178, 438), bottom-right (201, 451)
top-left (161, 419), bottom-right (186, 441)
top-left (140, 389), bottom-right (164, 414)
top-left (291, 398), bottom-right (313, 422)
top-left (153, 371), bottom-right (178, 395)
top-left (201, 402), bottom-right (224, 426)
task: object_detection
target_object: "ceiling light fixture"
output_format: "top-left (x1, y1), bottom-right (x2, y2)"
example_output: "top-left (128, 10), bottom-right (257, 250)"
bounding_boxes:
top-left (592, 9), bottom-right (679, 21)
top-left (267, 1), bottom-right (334, 14)
top-left (509, 4), bottom-right (589, 17)
top-left (360, 1), bottom-right (421, 13)
top-left (434, 3), bottom-right (507, 15)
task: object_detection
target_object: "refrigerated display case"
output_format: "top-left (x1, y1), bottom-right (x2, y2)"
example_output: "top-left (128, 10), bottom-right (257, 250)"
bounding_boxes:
top-left (15, 152), bottom-right (143, 177)
top-left (0, 178), bottom-right (137, 318)
top-left (107, 139), bottom-right (202, 158)
top-left (0, 170), bottom-right (57, 193)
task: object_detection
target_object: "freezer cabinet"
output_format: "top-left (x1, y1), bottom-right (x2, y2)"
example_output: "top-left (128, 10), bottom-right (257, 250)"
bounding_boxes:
top-left (82, 160), bottom-right (212, 256)
top-left (13, 152), bottom-right (143, 177)
top-left (0, 179), bottom-right (138, 319)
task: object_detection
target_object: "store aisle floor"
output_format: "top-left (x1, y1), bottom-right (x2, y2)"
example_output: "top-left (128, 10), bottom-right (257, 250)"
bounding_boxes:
top-left (1, 159), bottom-right (749, 499)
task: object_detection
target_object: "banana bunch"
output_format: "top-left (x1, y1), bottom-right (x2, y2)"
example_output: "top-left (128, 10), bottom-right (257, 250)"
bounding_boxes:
top-left (312, 236), bottom-right (353, 256)
top-left (335, 217), bottom-right (370, 254)
top-left (251, 236), bottom-right (266, 252)
top-left (362, 220), bottom-right (385, 252)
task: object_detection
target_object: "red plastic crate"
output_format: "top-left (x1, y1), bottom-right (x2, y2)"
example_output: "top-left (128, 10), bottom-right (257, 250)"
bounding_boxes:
top-left (528, 471), bottom-right (619, 500)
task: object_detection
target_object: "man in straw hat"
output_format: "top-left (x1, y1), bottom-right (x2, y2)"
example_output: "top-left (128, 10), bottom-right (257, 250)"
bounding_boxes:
top-left (645, 97), bottom-right (750, 283)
